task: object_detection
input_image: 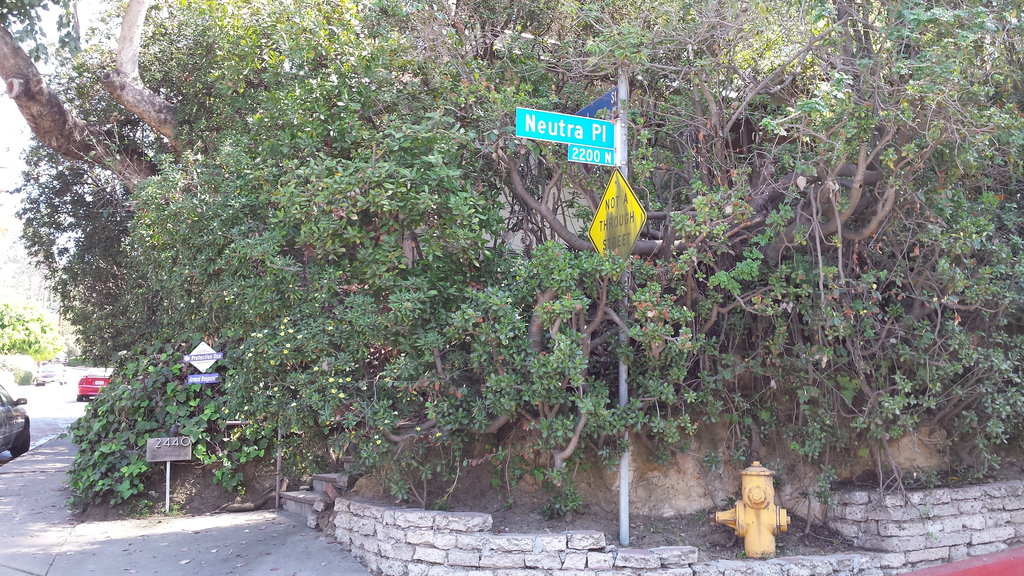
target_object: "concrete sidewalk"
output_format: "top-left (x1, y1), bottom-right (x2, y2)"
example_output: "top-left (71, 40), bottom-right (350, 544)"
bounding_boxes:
top-left (0, 437), bottom-right (370, 576)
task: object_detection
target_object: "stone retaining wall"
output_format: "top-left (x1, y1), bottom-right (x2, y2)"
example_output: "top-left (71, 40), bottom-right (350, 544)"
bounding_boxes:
top-left (329, 496), bottom-right (888, 576)
top-left (828, 480), bottom-right (1024, 569)
top-left (321, 482), bottom-right (1024, 576)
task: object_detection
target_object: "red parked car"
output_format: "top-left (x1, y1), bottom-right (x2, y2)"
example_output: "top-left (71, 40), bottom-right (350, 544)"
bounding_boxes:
top-left (77, 373), bottom-right (110, 402)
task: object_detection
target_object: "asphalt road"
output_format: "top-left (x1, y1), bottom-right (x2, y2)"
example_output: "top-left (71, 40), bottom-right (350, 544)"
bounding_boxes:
top-left (0, 365), bottom-right (99, 465)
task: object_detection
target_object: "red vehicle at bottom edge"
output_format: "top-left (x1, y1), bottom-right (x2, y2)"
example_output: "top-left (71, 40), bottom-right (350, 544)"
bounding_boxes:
top-left (77, 373), bottom-right (110, 402)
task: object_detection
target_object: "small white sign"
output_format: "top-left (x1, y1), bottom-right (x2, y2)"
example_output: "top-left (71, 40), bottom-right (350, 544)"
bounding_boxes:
top-left (183, 342), bottom-right (223, 373)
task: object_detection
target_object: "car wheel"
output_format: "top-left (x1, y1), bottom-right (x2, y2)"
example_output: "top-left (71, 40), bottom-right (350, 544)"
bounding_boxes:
top-left (10, 422), bottom-right (30, 457)
top-left (76, 395), bottom-right (85, 402)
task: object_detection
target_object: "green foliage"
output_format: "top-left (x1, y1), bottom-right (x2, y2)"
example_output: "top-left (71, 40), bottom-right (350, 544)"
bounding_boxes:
top-left (0, 354), bottom-right (37, 386)
top-left (0, 0), bottom-right (78, 60)
top-left (0, 303), bottom-right (61, 362)
top-left (541, 481), bottom-right (583, 520)
top-left (66, 338), bottom-right (267, 510)
top-left (15, 0), bottom-right (1024, 513)
top-left (17, 146), bottom-right (135, 363)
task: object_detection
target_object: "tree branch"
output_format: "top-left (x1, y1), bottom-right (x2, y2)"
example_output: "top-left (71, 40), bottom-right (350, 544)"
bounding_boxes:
top-left (724, 16), bottom-right (849, 135)
top-left (116, 0), bottom-right (148, 79)
top-left (552, 413), bottom-right (587, 469)
top-left (0, 25), bottom-right (156, 187)
top-left (843, 182), bottom-right (896, 241)
top-left (496, 146), bottom-right (592, 252)
top-left (529, 289), bottom-right (558, 353)
top-left (383, 419), bottom-right (437, 444)
top-left (99, 0), bottom-right (179, 149)
top-left (483, 415), bottom-right (510, 434)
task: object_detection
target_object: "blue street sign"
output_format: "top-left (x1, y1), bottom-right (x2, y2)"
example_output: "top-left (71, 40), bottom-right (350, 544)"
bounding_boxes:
top-left (515, 108), bottom-right (615, 150)
top-left (568, 144), bottom-right (617, 167)
top-left (577, 88), bottom-right (617, 119)
top-left (187, 373), bottom-right (220, 384)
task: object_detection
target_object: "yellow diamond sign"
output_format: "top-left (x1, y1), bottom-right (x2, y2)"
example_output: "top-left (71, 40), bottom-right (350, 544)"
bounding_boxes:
top-left (588, 169), bottom-right (647, 257)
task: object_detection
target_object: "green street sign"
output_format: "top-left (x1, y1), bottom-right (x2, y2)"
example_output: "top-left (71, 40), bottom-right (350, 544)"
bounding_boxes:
top-left (516, 108), bottom-right (615, 150)
top-left (568, 144), bottom-right (616, 167)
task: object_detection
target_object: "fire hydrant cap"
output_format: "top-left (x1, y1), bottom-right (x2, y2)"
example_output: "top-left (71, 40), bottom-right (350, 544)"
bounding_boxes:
top-left (746, 485), bottom-right (769, 507)
top-left (742, 461), bottom-right (775, 476)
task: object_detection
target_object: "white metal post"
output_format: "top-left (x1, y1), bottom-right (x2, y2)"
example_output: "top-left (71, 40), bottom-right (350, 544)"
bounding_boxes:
top-left (616, 66), bottom-right (630, 547)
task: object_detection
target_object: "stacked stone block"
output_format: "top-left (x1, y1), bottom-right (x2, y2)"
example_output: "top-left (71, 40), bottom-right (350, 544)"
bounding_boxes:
top-left (333, 495), bottom-right (703, 576)
top-left (828, 480), bottom-right (1024, 571)
top-left (314, 481), bottom-right (1024, 576)
top-left (328, 496), bottom-right (894, 576)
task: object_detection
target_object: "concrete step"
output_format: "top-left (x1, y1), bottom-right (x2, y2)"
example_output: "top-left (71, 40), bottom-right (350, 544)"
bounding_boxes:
top-left (280, 490), bottom-right (330, 527)
top-left (312, 473), bottom-right (348, 496)
top-left (279, 472), bottom-right (351, 531)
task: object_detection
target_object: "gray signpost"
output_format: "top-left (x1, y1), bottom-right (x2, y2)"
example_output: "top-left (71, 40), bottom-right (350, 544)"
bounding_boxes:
top-left (613, 68), bottom-right (632, 547)
top-left (515, 69), bottom-right (637, 545)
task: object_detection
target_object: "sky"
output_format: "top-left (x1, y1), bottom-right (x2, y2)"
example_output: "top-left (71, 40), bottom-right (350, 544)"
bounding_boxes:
top-left (0, 95), bottom-right (31, 192)
top-left (0, 94), bottom-right (43, 306)
top-left (1, 92), bottom-right (31, 275)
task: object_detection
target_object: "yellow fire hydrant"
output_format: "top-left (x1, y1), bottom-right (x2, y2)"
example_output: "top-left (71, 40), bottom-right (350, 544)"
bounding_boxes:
top-left (713, 461), bottom-right (790, 558)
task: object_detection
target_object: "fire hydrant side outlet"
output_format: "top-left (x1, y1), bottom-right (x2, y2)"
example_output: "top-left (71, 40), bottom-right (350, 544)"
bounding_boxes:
top-left (777, 507), bottom-right (790, 534)
top-left (714, 501), bottom-right (745, 536)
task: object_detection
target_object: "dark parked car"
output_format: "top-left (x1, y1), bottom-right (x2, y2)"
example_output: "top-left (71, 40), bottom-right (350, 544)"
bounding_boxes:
top-left (0, 383), bottom-right (30, 457)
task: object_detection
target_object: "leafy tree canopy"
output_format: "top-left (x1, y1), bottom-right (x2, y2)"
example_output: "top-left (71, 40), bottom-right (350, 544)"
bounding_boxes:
top-left (0, 302), bottom-right (61, 361)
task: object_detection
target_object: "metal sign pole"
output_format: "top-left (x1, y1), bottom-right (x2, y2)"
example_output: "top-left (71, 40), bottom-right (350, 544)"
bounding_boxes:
top-left (616, 66), bottom-right (631, 547)
top-left (276, 421), bottom-right (282, 509)
top-left (165, 461), bottom-right (171, 513)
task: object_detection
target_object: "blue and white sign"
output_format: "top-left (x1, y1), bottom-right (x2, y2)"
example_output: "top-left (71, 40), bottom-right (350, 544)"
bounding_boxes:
top-left (568, 144), bottom-right (616, 167)
top-left (187, 373), bottom-right (220, 385)
top-left (516, 108), bottom-right (615, 150)
top-left (183, 352), bottom-right (223, 362)
top-left (184, 342), bottom-right (223, 372)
